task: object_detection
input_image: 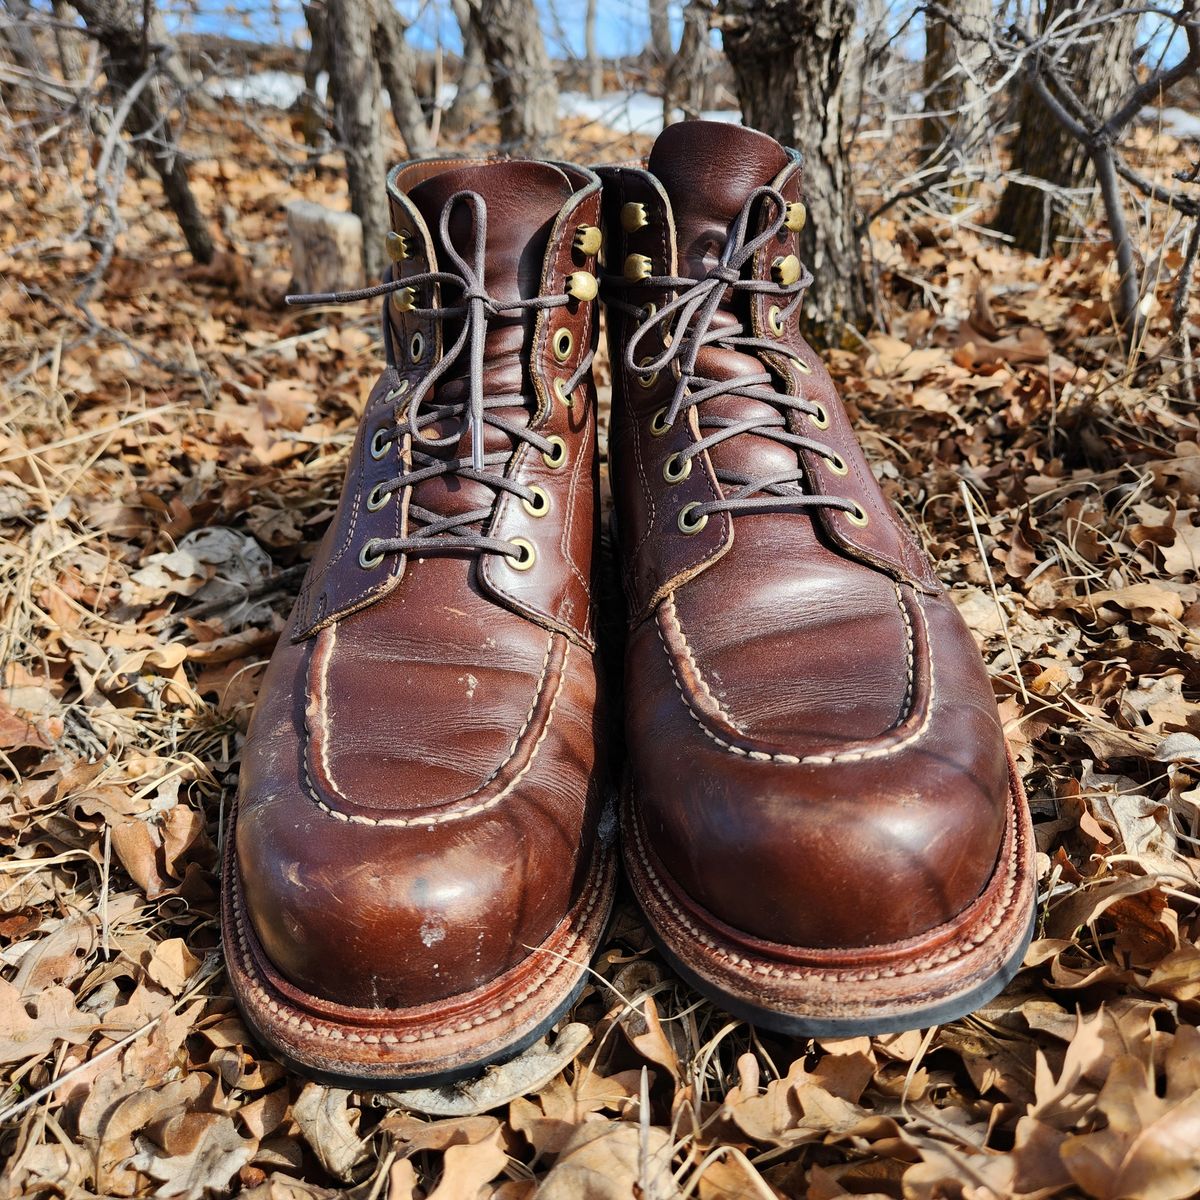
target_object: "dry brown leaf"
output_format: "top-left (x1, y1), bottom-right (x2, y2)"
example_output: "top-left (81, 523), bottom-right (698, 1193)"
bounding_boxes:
top-left (536, 1122), bottom-right (674, 1200)
top-left (1060, 1026), bottom-right (1200, 1200)
top-left (0, 978), bottom-right (100, 1064)
top-left (292, 1084), bottom-right (367, 1181)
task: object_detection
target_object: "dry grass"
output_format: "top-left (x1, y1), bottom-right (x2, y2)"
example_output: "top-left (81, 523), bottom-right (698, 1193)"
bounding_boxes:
top-left (2, 100), bottom-right (1200, 1199)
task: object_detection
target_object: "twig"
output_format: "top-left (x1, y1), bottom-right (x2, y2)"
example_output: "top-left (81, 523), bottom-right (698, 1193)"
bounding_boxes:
top-left (960, 481), bottom-right (1029, 706)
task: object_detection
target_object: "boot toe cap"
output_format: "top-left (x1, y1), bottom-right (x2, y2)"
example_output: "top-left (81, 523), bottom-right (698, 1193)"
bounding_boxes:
top-left (628, 588), bottom-right (1012, 951)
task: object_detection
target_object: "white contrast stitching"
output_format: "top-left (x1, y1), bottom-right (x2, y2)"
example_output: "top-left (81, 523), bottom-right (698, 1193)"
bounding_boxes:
top-left (227, 845), bottom-right (611, 1044)
top-left (656, 582), bottom-right (930, 766)
top-left (304, 634), bottom-right (567, 826)
top-left (627, 781), bottom-right (1023, 982)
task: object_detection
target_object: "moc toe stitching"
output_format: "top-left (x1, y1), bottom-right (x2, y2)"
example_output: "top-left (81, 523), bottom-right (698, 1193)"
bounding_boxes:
top-left (656, 581), bottom-right (927, 764)
top-left (302, 628), bottom-right (567, 826)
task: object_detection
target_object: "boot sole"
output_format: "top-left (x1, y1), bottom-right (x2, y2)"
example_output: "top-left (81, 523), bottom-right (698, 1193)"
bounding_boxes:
top-left (222, 819), bottom-right (617, 1088)
top-left (623, 744), bottom-right (1037, 1037)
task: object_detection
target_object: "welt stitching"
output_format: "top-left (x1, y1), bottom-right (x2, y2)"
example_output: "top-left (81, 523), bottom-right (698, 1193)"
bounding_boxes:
top-left (657, 586), bottom-right (929, 765)
top-left (230, 851), bottom-right (606, 1043)
top-left (629, 788), bottom-right (1022, 982)
top-left (304, 634), bottom-right (564, 826)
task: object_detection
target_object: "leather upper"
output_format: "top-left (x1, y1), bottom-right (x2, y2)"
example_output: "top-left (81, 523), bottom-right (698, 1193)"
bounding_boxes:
top-left (604, 121), bottom-right (1010, 951)
top-left (235, 159), bottom-right (608, 1010)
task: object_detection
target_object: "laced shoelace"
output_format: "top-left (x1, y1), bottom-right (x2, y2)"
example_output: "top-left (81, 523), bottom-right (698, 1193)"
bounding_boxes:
top-left (288, 191), bottom-right (593, 566)
top-left (605, 185), bottom-right (862, 526)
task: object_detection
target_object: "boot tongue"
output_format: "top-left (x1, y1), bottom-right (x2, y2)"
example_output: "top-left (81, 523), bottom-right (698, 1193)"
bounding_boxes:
top-left (648, 122), bottom-right (795, 502)
top-left (647, 120), bottom-right (789, 279)
top-left (403, 162), bottom-right (574, 529)
top-left (408, 160), bottom-right (573, 302)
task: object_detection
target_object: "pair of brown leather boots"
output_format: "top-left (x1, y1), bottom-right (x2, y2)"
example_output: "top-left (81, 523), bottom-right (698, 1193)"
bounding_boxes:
top-left (221, 121), bottom-right (1036, 1087)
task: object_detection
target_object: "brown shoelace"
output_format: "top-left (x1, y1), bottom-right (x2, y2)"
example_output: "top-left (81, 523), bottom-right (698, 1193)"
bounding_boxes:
top-left (606, 186), bottom-right (860, 524)
top-left (289, 191), bottom-right (592, 565)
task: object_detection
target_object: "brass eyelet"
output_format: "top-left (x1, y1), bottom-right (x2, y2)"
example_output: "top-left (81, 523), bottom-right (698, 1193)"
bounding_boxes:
top-left (636, 356), bottom-right (659, 389)
top-left (552, 377), bottom-right (573, 408)
top-left (663, 452), bottom-right (692, 484)
top-left (388, 379), bottom-right (410, 403)
top-left (521, 485), bottom-right (550, 517)
top-left (768, 305), bottom-right (785, 336)
top-left (640, 302), bottom-right (658, 322)
top-left (677, 502), bottom-right (708, 534)
top-left (649, 406), bottom-right (671, 436)
top-left (796, 359), bottom-right (813, 375)
top-left (847, 503), bottom-right (869, 527)
top-left (366, 482), bottom-right (391, 510)
top-left (542, 435), bottom-right (568, 470)
top-left (370, 428), bottom-right (393, 459)
top-left (809, 403), bottom-right (829, 430)
top-left (359, 541), bottom-right (384, 569)
top-left (507, 537), bottom-right (537, 570)
top-left (826, 453), bottom-right (848, 476)
top-left (409, 331), bottom-right (425, 363)
top-left (552, 327), bottom-right (574, 362)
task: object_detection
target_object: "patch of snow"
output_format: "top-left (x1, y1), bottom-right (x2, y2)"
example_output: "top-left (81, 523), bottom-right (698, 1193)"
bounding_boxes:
top-left (559, 89), bottom-right (738, 137)
top-left (206, 69), bottom-right (325, 107)
top-left (1141, 106), bottom-right (1200, 138)
top-left (203, 74), bottom-right (741, 135)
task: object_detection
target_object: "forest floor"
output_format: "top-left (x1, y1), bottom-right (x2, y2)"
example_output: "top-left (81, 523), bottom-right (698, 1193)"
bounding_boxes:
top-left (2, 100), bottom-right (1200, 1200)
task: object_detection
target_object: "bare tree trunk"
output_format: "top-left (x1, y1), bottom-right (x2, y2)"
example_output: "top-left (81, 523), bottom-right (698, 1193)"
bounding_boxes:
top-left (720, 0), bottom-right (866, 340)
top-left (51, 0), bottom-right (87, 83)
top-left (463, 0), bottom-right (558, 154)
top-left (664, 0), bottom-right (714, 123)
top-left (844, 0), bottom-right (890, 132)
top-left (327, 0), bottom-right (387, 279)
top-left (300, 1), bottom-right (329, 149)
top-left (648, 0), bottom-right (673, 60)
top-left (71, 0), bottom-right (215, 264)
top-left (995, 0), bottom-right (1138, 254)
top-left (585, 0), bottom-right (601, 100)
top-left (443, 0), bottom-right (489, 134)
top-left (373, 0), bottom-right (432, 154)
top-left (921, 0), bottom-right (991, 167)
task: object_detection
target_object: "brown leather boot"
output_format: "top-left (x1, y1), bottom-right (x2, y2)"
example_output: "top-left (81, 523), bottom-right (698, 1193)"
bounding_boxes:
top-left (222, 159), bottom-right (615, 1085)
top-left (599, 121), bottom-right (1035, 1035)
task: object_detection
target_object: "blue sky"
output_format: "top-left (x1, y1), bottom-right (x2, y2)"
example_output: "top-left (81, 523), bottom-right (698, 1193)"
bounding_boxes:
top-left (179, 0), bottom-right (692, 58)
top-left (169, 1), bottom-right (1184, 75)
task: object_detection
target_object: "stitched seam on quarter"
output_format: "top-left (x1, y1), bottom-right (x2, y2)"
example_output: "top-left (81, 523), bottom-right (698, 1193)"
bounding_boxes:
top-left (658, 587), bottom-right (930, 765)
top-left (662, 594), bottom-right (747, 735)
top-left (305, 634), bottom-right (565, 825)
top-left (559, 403), bottom-right (592, 603)
top-left (628, 782), bottom-right (1023, 982)
top-left (229, 848), bottom-right (608, 1043)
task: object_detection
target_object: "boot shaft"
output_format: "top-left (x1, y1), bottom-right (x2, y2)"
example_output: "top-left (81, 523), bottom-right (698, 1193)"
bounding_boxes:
top-left (598, 120), bottom-right (940, 623)
top-left (292, 157), bottom-right (605, 648)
